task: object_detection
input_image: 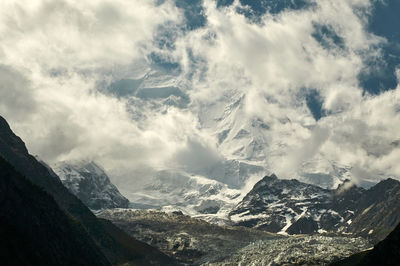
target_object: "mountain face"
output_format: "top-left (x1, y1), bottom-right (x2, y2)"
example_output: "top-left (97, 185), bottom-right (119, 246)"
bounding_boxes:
top-left (0, 116), bottom-right (176, 265)
top-left (230, 174), bottom-right (400, 242)
top-left (0, 157), bottom-right (110, 266)
top-left (53, 161), bottom-right (129, 210)
top-left (230, 174), bottom-right (333, 234)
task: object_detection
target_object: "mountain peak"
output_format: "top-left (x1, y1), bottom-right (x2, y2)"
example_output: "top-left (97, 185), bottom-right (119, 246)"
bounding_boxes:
top-left (380, 177), bottom-right (400, 185)
top-left (368, 178), bottom-right (400, 194)
top-left (53, 160), bottom-right (129, 210)
top-left (264, 173), bottom-right (278, 181)
top-left (0, 116), bottom-right (9, 129)
top-left (0, 115), bottom-right (29, 156)
top-left (334, 179), bottom-right (360, 195)
top-left (250, 174), bottom-right (279, 192)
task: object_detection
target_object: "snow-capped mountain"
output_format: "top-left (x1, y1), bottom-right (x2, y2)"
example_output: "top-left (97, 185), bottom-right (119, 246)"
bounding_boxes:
top-left (230, 174), bottom-right (333, 234)
top-left (46, 0), bottom-right (399, 221)
top-left (104, 69), bottom-right (353, 214)
top-left (53, 161), bottom-right (130, 210)
top-left (119, 168), bottom-right (244, 224)
top-left (230, 174), bottom-right (400, 242)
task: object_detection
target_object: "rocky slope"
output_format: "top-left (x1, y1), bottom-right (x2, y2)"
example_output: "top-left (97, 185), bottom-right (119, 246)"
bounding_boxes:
top-left (0, 115), bottom-right (176, 265)
top-left (53, 161), bottom-right (129, 210)
top-left (230, 174), bottom-right (400, 242)
top-left (207, 235), bottom-right (370, 266)
top-left (98, 209), bottom-right (371, 265)
top-left (345, 178), bottom-right (400, 240)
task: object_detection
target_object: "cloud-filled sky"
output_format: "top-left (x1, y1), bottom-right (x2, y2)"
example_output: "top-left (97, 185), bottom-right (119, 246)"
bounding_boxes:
top-left (0, 0), bottom-right (399, 190)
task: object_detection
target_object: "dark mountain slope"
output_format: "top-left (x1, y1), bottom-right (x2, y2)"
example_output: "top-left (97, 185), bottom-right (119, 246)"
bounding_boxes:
top-left (346, 178), bottom-right (400, 240)
top-left (0, 156), bottom-right (109, 266)
top-left (359, 221), bottom-right (400, 266)
top-left (0, 116), bottom-right (176, 265)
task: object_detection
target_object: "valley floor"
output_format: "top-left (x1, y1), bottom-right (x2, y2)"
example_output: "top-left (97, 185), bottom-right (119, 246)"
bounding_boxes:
top-left (98, 209), bottom-right (372, 265)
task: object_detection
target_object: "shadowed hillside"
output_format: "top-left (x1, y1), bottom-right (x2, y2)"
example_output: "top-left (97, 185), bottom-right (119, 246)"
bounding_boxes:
top-left (0, 157), bottom-right (110, 266)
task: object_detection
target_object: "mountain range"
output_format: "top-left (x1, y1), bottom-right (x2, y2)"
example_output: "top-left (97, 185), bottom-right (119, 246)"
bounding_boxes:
top-left (1, 114), bottom-right (400, 265)
top-left (1, 0), bottom-right (400, 265)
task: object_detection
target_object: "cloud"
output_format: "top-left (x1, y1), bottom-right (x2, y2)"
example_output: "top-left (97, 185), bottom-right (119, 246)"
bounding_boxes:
top-left (168, 0), bottom-right (399, 185)
top-left (0, 0), bottom-right (180, 70)
top-left (0, 0), bottom-right (188, 172)
top-left (274, 126), bottom-right (331, 178)
top-left (0, 65), bottom-right (37, 121)
top-left (175, 0), bottom-right (370, 101)
top-left (0, 0), bottom-right (399, 192)
top-left (174, 137), bottom-right (223, 173)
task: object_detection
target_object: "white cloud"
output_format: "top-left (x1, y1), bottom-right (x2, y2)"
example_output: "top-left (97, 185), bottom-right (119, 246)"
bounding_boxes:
top-left (0, 0), bottom-right (399, 192)
top-left (274, 126), bottom-right (331, 178)
top-left (169, 0), bottom-right (398, 184)
top-left (0, 65), bottom-right (36, 121)
top-left (0, 0), bottom-right (189, 175)
top-left (0, 0), bottom-right (180, 70)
